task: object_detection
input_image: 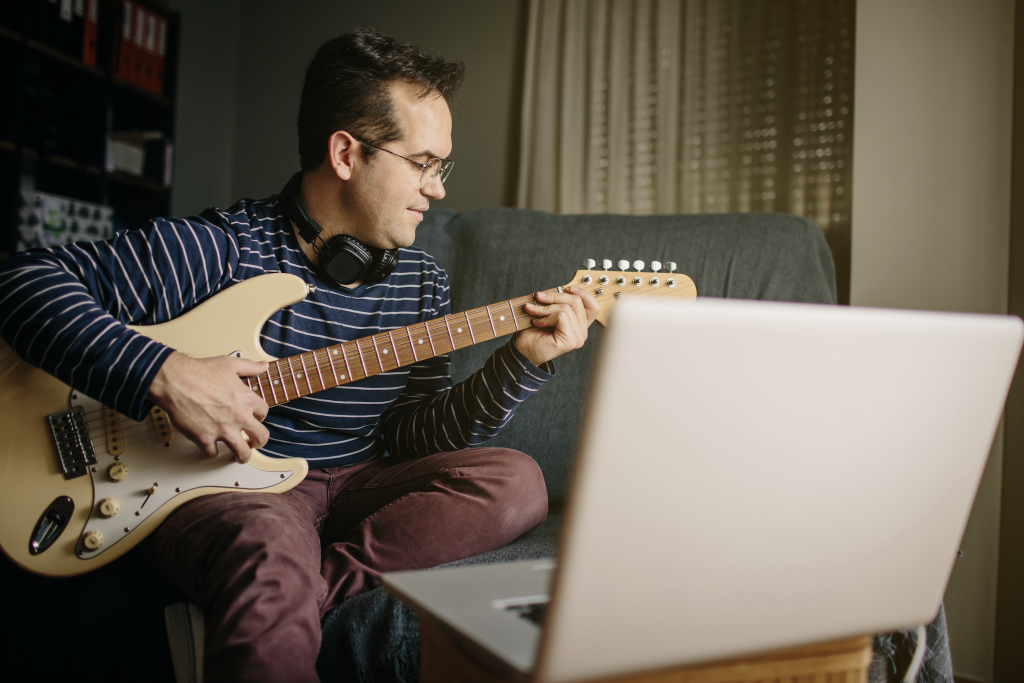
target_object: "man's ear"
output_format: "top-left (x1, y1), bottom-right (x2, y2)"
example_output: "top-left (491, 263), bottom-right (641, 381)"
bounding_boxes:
top-left (327, 131), bottom-right (358, 181)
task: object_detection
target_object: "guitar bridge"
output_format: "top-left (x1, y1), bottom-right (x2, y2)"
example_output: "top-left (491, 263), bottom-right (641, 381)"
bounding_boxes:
top-left (48, 406), bottom-right (97, 480)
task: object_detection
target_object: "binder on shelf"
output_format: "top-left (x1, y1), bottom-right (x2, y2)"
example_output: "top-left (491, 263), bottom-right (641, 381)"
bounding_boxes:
top-left (131, 2), bottom-right (145, 87)
top-left (115, 0), bottom-right (133, 81)
top-left (82, 0), bottom-right (98, 66)
top-left (155, 14), bottom-right (167, 96)
top-left (142, 9), bottom-right (157, 93)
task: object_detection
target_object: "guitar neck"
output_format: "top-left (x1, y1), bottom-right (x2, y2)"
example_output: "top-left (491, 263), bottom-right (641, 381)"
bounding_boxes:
top-left (246, 289), bottom-right (553, 408)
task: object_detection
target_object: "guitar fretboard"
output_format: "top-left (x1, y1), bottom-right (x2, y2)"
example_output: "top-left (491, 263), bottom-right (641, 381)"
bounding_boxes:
top-left (244, 289), bottom-right (554, 407)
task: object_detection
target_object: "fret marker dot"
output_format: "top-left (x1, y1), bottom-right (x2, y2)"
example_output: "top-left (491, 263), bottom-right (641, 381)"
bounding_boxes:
top-left (252, 386), bottom-right (258, 391)
top-left (500, 316), bottom-right (505, 321)
top-left (383, 349), bottom-right (389, 354)
top-left (457, 327), bottom-right (463, 333)
top-left (297, 373), bottom-right (303, 379)
top-left (418, 340), bottom-right (423, 344)
top-left (274, 380), bottom-right (279, 385)
top-left (340, 375), bottom-right (346, 380)
top-left (333, 350), bottom-right (338, 355)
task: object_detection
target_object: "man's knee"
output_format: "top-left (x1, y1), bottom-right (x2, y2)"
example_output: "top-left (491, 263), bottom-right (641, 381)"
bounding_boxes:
top-left (459, 448), bottom-right (549, 535)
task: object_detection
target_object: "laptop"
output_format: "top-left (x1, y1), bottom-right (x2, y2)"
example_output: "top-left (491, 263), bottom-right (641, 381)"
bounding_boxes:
top-left (383, 298), bottom-right (1023, 683)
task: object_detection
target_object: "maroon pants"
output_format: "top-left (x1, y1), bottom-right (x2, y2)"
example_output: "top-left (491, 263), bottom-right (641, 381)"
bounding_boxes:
top-left (142, 447), bottom-right (548, 683)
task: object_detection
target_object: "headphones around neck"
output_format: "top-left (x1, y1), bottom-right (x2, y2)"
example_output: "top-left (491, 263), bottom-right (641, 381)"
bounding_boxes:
top-left (278, 171), bottom-right (399, 288)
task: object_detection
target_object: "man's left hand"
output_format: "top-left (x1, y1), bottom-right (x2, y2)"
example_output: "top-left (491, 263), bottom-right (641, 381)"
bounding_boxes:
top-left (515, 286), bottom-right (601, 367)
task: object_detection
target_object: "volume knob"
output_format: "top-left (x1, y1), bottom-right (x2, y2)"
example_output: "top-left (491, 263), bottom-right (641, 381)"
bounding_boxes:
top-left (83, 530), bottom-right (104, 551)
top-left (98, 498), bottom-right (120, 518)
top-left (108, 462), bottom-right (129, 482)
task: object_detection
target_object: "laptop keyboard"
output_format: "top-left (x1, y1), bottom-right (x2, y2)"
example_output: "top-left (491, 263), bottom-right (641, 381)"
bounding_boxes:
top-left (505, 602), bottom-right (547, 626)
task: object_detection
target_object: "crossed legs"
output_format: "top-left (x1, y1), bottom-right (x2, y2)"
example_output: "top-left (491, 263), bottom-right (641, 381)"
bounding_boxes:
top-left (143, 448), bottom-right (548, 683)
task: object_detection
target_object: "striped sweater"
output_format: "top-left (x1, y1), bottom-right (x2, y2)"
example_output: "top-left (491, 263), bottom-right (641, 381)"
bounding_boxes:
top-left (0, 196), bottom-right (553, 468)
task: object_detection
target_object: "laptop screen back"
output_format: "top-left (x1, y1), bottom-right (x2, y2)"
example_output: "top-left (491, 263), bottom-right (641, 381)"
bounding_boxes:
top-left (536, 298), bottom-right (1022, 683)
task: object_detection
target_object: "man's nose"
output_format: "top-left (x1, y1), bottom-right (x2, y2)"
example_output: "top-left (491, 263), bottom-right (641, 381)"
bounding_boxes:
top-left (422, 174), bottom-right (445, 200)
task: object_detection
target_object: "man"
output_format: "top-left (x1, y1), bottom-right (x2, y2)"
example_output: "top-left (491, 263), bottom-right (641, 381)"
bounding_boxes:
top-left (0, 29), bottom-right (598, 682)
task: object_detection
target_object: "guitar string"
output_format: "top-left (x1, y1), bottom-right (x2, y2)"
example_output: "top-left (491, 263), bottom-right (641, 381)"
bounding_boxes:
top-left (72, 280), bottom-right (644, 430)
top-left (254, 306), bottom-right (541, 402)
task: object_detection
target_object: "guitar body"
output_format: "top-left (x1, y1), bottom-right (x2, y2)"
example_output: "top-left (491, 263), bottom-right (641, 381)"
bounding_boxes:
top-left (0, 273), bottom-right (311, 577)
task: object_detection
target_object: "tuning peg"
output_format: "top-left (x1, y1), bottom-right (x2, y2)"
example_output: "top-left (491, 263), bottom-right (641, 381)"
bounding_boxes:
top-left (617, 260), bottom-right (630, 271)
top-left (584, 259), bottom-right (596, 270)
top-left (633, 260), bottom-right (645, 272)
top-left (666, 262), bottom-right (677, 273)
top-left (650, 261), bottom-right (662, 272)
top-left (602, 259), bottom-right (613, 270)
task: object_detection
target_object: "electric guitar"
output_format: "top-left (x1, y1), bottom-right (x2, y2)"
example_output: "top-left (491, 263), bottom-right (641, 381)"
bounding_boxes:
top-left (0, 262), bottom-right (696, 577)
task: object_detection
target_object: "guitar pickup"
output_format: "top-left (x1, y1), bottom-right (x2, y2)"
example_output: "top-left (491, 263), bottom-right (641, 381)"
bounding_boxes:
top-left (48, 406), bottom-right (97, 479)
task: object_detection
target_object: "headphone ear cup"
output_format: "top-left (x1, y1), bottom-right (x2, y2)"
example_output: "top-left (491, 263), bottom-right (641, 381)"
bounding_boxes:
top-left (317, 234), bottom-right (374, 287)
top-left (362, 248), bottom-right (400, 284)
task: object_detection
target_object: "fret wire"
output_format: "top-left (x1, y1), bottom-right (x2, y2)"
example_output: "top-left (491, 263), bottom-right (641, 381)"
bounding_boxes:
top-left (407, 327), bottom-right (418, 362)
top-left (324, 346), bottom-right (339, 386)
top-left (465, 311), bottom-right (476, 343)
top-left (311, 349), bottom-right (326, 391)
top-left (443, 316), bottom-right (456, 352)
top-left (266, 364), bottom-right (280, 404)
top-left (274, 361), bottom-right (290, 402)
top-left (486, 305), bottom-right (497, 337)
top-left (388, 330), bottom-right (401, 367)
top-left (509, 301), bottom-right (520, 329)
top-left (299, 353), bottom-right (314, 394)
top-left (426, 321), bottom-right (437, 356)
top-left (371, 336), bottom-right (385, 373)
top-left (355, 339), bottom-right (368, 378)
top-left (340, 342), bottom-right (353, 381)
top-left (286, 356), bottom-right (301, 397)
top-left (254, 375), bottom-right (267, 401)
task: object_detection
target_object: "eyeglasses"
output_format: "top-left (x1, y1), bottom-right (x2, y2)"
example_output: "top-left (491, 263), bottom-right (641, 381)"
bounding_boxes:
top-left (356, 138), bottom-right (454, 190)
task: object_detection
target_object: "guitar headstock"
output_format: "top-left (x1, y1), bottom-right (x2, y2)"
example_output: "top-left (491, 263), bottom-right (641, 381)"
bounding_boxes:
top-left (564, 259), bottom-right (697, 327)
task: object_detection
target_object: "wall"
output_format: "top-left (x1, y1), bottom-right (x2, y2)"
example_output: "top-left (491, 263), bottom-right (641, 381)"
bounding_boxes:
top-left (167, 0), bottom-right (243, 217)
top-left (995, 2), bottom-right (1024, 680)
top-left (851, 1), bottom-right (1015, 681)
top-left (228, 0), bottom-right (528, 209)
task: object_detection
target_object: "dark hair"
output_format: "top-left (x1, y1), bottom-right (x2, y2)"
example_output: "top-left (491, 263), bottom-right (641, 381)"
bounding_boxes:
top-left (297, 28), bottom-right (465, 171)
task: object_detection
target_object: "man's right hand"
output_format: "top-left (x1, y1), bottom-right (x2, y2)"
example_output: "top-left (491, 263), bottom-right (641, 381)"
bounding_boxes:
top-left (147, 352), bottom-right (270, 463)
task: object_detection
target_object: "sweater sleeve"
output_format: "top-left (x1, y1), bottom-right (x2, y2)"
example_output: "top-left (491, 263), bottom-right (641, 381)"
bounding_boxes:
top-left (0, 207), bottom-right (246, 420)
top-left (379, 273), bottom-right (555, 460)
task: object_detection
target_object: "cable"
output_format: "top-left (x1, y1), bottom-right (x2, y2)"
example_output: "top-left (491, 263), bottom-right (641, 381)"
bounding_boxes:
top-left (903, 624), bottom-right (927, 683)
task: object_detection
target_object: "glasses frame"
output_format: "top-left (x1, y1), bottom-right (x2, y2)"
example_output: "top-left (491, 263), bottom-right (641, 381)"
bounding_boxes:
top-left (356, 138), bottom-right (454, 189)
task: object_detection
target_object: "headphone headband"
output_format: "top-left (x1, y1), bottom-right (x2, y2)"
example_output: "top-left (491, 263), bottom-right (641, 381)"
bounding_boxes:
top-left (279, 172), bottom-right (399, 288)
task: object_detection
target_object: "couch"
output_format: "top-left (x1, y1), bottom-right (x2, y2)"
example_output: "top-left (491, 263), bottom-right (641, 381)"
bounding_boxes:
top-left (0, 207), bottom-right (953, 683)
top-left (316, 207), bottom-right (954, 683)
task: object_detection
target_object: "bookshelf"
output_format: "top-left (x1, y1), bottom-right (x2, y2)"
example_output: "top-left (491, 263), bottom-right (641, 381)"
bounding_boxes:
top-left (0, 0), bottom-right (180, 253)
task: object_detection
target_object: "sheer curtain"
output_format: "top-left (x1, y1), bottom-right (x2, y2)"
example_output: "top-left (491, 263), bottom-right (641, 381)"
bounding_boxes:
top-left (516, 0), bottom-right (855, 301)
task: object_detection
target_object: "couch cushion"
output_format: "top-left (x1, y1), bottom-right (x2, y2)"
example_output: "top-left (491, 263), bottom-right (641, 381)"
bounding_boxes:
top-left (410, 208), bottom-right (836, 502)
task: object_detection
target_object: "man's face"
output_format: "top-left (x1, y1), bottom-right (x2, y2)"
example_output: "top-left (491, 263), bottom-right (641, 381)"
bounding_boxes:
top-left (343, 80), bottom-right (453, 250)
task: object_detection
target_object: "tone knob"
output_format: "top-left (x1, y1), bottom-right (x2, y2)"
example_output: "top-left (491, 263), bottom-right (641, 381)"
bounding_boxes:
top-left (108, 462), bottom-right (129, 482)
top-left (83, 530), bottom-right (104, 551)
top-left (602, 259), bottom-right (613, 270)
top-left (98, 498), bottom-right (120, 518)
top-left (650, 261), bottom-right (662, 272)
top-left (633, 260), bottom-right (645, 272)
top-left (617, 260), bottom-right (630, 271)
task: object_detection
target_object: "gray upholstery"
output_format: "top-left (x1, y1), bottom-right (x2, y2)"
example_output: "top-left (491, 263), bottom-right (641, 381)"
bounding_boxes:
top-left (411, 208), bottom-right (836, 502)
top-left (318, 208), bottom-right (949, 683)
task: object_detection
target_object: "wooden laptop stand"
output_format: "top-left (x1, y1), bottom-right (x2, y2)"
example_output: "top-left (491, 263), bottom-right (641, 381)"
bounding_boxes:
top-left (419, 616), bottom-right (873, 683)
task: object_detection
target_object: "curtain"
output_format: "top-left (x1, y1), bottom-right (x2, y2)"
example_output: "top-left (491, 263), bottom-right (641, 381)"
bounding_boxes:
top-left (516, 0), bottom-right (855, 299)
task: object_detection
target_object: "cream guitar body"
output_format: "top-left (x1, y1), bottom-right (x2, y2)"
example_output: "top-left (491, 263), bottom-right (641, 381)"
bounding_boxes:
top-left (0, 264), bottom-right (696, 578)
top-left (0, 274), bottom-right (311, 578)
